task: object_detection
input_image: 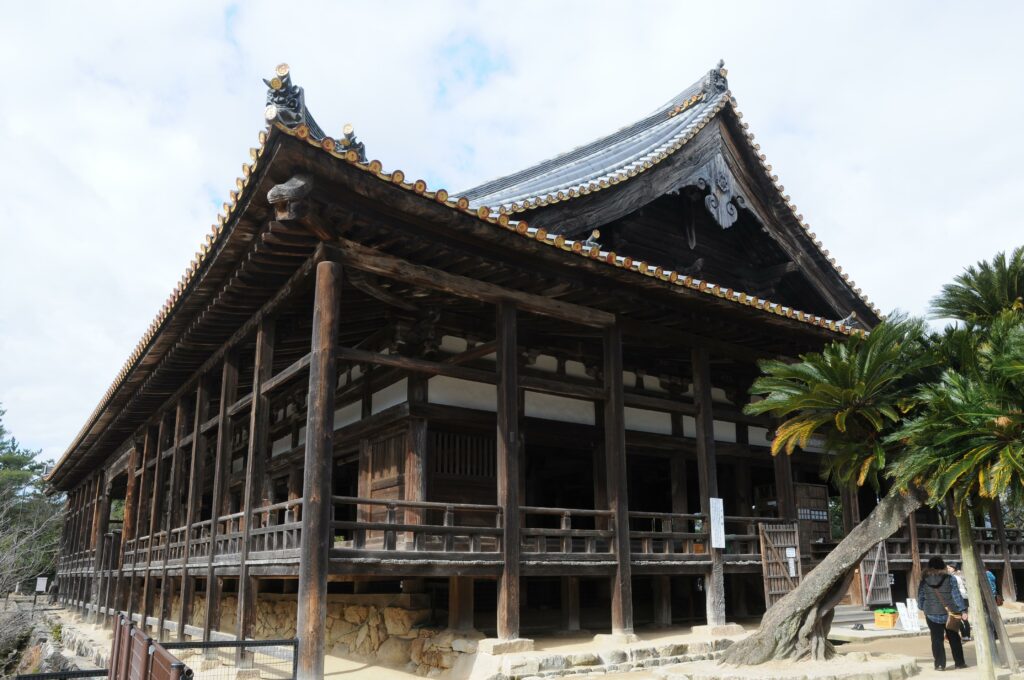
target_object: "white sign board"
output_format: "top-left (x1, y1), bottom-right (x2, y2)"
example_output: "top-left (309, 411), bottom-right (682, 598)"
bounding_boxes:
top-left (906, 599), bottom-right (922, 632)
top-left (35, 577), bottom-right (48, 593)
top-left (895, 602), bottom-right (910, 630)
top-left (709, 497), bottom-right (725, 549)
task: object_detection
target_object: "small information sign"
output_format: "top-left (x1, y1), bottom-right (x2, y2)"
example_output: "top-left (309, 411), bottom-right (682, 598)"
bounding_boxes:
top-left (35, 577), bottom-right (47, 593)
top-left (710, 497), bottom-right (725, 549)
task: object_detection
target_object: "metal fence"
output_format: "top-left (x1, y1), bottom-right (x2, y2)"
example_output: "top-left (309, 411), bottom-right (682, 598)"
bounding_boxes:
top-left (160, 639), bottom-right (298, 680)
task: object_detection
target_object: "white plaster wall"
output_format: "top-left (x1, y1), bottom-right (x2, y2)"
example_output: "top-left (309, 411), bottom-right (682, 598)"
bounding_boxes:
top-left (428, 376), bottom-right (497, 412)
top-left (372, 379), bottom-right (408, 414)
top-left (524, 391), bottom-right (595, 425)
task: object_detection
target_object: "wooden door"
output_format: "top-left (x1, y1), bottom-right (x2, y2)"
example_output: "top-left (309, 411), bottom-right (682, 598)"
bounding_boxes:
top-left (860, 541), bottom-right (893, 606)
top-left (759, 522), bottom-right (803, 608)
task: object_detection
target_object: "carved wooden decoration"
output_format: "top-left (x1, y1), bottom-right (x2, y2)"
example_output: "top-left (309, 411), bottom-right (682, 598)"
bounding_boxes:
top-left (697, 153), bottom-right (745, 230)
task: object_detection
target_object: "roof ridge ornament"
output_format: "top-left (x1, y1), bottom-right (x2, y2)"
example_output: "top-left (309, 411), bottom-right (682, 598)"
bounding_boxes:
top-left (264, 63), bottom-right (367, 163)
top-left (702, 59), bottom-right (729, 96)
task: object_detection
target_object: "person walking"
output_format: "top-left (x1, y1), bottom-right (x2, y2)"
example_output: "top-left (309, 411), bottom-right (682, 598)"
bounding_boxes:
top-left (949, 564), bottom-right (971, 640)
top-left (918, 556), bottom-right (968, 671)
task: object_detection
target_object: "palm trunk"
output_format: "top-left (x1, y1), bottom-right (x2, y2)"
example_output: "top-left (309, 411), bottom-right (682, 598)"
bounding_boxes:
top-left (955, 510), bottom-right (995, 679)
top-left (721, 485), bottom-right (922, 665)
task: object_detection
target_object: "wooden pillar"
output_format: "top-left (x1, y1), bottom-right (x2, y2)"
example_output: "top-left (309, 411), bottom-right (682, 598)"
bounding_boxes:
top-left (296, 260), bottom-right (341, 680)
top-left (992, 498), bottom-right (1018, 602)
top-left (692, 347), bottom-right (725, 626)
top-left (141, 418), bottom-right (168, 631)
top-left (773, 451), bottom-right (797, 521)
top-left (605, 323), bottom-right (633, 634)
top-left (404, 376), bottom-right (427, 529)
top-left (111, 444), bottom-right (139, 626)
top-left (179, 380), bottom-right (210, 639)
top-left (907, 511), bottom-right (923, 598)
top-left (653, 576), bottom-right (672, 627)
top-left (496, 302), bottom-right (522, 640)
top-left (734, 425), bottom-right (753, 515)
top-left (204, 353), bottom-right (238, 640)
top-left (560, 576), bottom-right (581, 632)
top-left (128, 431), bottom-right (154, 625)
top-left (448, 577), bottom-right (475, 632)
top-left (158, 400), bottom-right (188, 640)
top-left (90, 474), bottom-right (111, 622)
top-left (236, 319), bottom-right (275, 647)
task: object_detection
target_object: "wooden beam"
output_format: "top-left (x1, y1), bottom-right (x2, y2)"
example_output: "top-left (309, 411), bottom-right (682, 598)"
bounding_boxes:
top-left (496, 302), bottom-right (522, 640)
top-left (605, 323), bottom-right (633, 634)
top-left (236, 319), bottom-right (275, 649)
top-left (296, 261), bottom-right (342, 680)
top-left (692, 346), bottom-right (724, 627)
top-left (324, 238), bottom-right (614, 328)
top-left (178, 379), bottom-right (210, 639)
top-left (204, 353), bottom-right (238, 641)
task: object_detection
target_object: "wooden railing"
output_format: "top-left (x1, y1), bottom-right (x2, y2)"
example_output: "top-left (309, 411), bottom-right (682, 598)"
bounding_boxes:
top-left (628, 511), bottom-right (704, 556)
top-left (521, 506), bottom-right (614, 555)
top-left (249, 499), bottom-right (303, 554)
top-left (214, 512), bottom-right (245, 557)
top-left (187, 519), bottom-right (213, 561)
top-left (331, 496), bottom-right (502, 554)
top-left (723, 516), bottom-right (789, 556)
top-left (973, 526), bottom-right (1002, 558)
top-left (917, 523), bottom-right (960, 560)
top-left (165, 527), bottom-right (187, 563)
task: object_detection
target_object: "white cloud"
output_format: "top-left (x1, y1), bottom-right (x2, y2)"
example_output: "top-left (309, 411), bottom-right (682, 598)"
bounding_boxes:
top-left (2, 0), bottom-right (1023, 460)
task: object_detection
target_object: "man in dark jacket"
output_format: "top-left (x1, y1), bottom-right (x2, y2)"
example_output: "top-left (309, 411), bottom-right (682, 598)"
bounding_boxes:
top-left (917, 556), bottom-right (967, 670)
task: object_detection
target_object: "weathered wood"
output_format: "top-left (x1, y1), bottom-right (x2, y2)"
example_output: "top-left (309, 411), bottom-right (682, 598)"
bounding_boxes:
top-left (605, 323), bottom-right (633, 634)
top-left (496, 302), bottom-right (521, 640)
top-left (653, 575), bottom-right (672, 627)
top-left (449, 576), bottom-right (475, 632)
top-left (774, 449), bottom-right (797, 521)
top-left (204, 353), bottom-right (238, 641)
top-left (236, 319), bottom-right (275, 646)
top-left (127, 433), bottom-right (153, 626)
top-left (692, 346), bottom-right (724, 626)
top-left (561, 575), bottom-right (581, 631)
top-left (178, 379), bottom-right (210, 639)
top-left (111, 444), bottom-right (139, 625)
top-left (405, 377), bottom-right (428, 527)
top-left (141, 417), bottom-right (169, 633)
top-left (89, 474), bottom-right (111, 622)
top-left (296, 260), bottom-right (342, 680)
top-left (324, 239), bottom-right (614, 327)
top-left (158, 400), bottom-right (188, 640)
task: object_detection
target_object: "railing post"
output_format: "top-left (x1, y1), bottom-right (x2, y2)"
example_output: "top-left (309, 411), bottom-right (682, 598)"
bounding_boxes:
top-left (384, 504), bottom-right (397, 551)
top-left (561, 512), bottom-right (572, 554)
top-left (443, 506), bottom-right (455, 553)
top-left (296, 260), bottom-right (341, 680)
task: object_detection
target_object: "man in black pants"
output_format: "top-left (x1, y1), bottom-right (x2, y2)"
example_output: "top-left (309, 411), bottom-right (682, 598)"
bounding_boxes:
top-left (918, 556), bottom-right (967, 671)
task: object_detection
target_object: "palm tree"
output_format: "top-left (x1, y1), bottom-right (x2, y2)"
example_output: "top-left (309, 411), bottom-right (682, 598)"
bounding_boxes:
top-left (890, 311), bottom-right (1024, 679)
top-left (932, 245), bottom-right (1024, 327)
top-left (722, 317), bottom-right (935, 664)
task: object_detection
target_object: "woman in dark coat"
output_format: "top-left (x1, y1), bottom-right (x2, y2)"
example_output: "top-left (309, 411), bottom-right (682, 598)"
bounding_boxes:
top-left (917, 556), bottom-right (967, 671)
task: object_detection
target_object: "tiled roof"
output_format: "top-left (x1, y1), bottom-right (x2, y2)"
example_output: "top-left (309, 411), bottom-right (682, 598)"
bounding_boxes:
top-left (52, 62), bottom-right (870, 483)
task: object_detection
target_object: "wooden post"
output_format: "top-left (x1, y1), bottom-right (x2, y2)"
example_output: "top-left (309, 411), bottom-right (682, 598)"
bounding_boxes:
top-left (560, 576), bottom-right (581, 631)
top-left (128, 432), bottom-right (153, 626)
top-left (605, 323), bottom-right (633, 634)
top-left (735, 425), bottom-right (753, 516)
top-left (404, 377), bottom-right (428, 530)
top-left (204, 354), bottom-right (238, 640)
top-left (141, 417), bottom-right (169, 632)
top-left (296, 261), bottom-right (341, 680)
top-left (653, 576), bottom-right (672, 627)
top-left (448, 577), bottom-right (475, 632)
top-left (178, 380), bottom-right (210, 639)
top-left (992, 498), bottom-right (1018, 602)
top-left (907, 511), bottom-right (923, 598)
top-left (111, 444), bottom-right (138, 626)
top-left (496, 302), bottom-right (522, 640)
top-left (236, 320), bottom-right (275, 649)
top-left (158, 400), bottom-right (188, 640)
top-left (692, 347), bottom-right (725, 627)
top-left (773, 451), bottom-right (797, 521)
top-left (90, 474), bottom-right (111, 622)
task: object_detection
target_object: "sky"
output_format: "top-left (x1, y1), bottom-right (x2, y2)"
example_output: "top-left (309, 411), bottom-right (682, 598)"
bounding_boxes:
top-left (1, 1), bottom-right (1023, 462)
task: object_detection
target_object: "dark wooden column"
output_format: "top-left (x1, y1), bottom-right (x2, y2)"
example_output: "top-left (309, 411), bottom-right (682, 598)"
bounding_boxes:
top-left (127, 430), bottom-right (154, 625)
top-left (158, 400), bottom-right (188, 640)
top-left (992, 499), bottom-right (1018, 602)
top-left (179, 379), bottom-right (210, 639)
top-left (111, 443), bottom-right (139, 626)
top-left (605, 323), bottom-right (633, 634)
top-left (404, 377), bottom-right (428, 528)
top-left (236, 319), bottom-right (275, 649)
top-left (296, 260), bottom-right (341, 680)
top-left (692, 346), bottom-right (725, 626)
top-left (204, 354), bottom-right (238, 641)
top-left (773, 452), bottom-right (797, 521)
top-left (496, 302), bottom-right (522, 640)
top-left (141, 417), bottom-right (168, 631)
top-left (560, 576), bottom-right (581, 631)
top-left (90, 473), bottom-right (111, 622)
top-left (449, 577), bottom-right (475, 632)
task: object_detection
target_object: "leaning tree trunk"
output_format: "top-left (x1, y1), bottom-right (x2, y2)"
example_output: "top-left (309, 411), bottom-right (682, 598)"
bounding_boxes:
top-left (956, 511), bottom-right (995, 679)
top-left (721, 486), bottom-right (923, 665)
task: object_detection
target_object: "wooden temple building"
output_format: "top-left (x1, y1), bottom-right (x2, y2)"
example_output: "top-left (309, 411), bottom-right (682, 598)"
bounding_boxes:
top-left (49, 62), bottom-right (1023, 678)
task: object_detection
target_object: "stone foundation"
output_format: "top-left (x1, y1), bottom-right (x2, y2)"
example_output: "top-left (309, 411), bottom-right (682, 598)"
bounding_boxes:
top-left (656, 651), bottom-right (919, 680)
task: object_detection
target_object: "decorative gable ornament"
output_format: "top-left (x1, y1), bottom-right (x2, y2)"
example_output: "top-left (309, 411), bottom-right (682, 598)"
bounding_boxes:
top-left (697, 153), bottom-right (746, 229)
